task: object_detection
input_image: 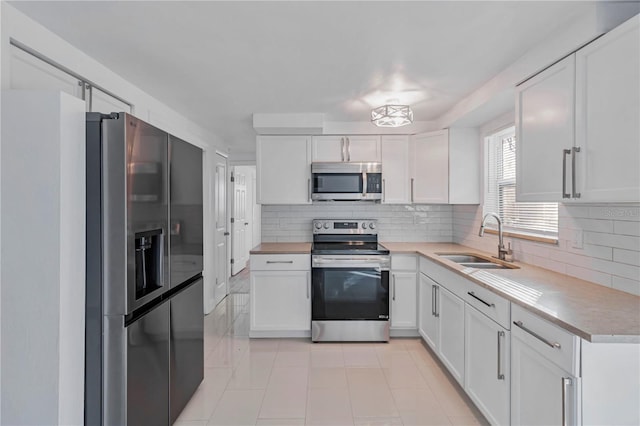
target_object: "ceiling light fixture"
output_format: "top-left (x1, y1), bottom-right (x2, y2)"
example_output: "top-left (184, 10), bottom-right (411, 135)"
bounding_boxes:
top-left (371, 104), bottom-right (414, 128)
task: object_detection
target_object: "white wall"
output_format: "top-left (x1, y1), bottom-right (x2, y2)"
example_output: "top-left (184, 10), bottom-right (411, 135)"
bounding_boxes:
top-left (2, 91), bottom-right (86, 425)
top-left (0, 3), bottom-right (229, 314)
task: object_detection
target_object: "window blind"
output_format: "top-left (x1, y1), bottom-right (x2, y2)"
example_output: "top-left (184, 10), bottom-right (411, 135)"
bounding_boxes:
top-left (484, 127), bottom-right (558, 238)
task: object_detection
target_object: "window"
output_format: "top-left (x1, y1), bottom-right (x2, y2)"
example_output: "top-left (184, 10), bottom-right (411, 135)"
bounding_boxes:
top-left (484, 126), bottom-right (558, 240)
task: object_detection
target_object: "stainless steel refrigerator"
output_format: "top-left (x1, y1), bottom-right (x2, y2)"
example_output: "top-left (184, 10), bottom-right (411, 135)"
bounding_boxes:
top-left (85, 112), bottom-right (204, 425)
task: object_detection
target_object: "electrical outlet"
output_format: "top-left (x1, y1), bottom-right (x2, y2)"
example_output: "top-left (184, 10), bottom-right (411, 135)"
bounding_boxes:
top-left (572, 229), bottom-right (584, 249)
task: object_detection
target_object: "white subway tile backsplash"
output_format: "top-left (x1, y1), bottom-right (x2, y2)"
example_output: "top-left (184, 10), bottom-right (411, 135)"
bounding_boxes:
top-left (261, 204), bottom-right (453, 243)
top-left (614, 220), bottom-right (640, 236)
top-left (613, 248), bottom-right (640, 267)
top-left (612, 276), bottom-right (640, 295)
top-left (585, 232), bottom-right (640, 252)
top-left (565, 264), bottom-right (613, 288)
top-left (587, 205), bottom-right (640, 221)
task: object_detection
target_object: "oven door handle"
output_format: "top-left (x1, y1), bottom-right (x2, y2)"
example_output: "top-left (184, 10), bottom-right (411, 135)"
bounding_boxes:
top-left (312, 257), bottom-right (389, 270)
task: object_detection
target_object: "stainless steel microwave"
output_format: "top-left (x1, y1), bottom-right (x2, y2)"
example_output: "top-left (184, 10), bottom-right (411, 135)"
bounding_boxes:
top-left (311, 162), bottom-right (382, 201)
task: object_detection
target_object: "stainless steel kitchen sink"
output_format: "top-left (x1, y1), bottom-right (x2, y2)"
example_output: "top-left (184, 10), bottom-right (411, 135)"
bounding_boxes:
top-left (436, 253), bottom-right (519, 269)
top-left (437, 254), bottom-right (488, 263)
top-left (457, 262), bottom-right (511, 269)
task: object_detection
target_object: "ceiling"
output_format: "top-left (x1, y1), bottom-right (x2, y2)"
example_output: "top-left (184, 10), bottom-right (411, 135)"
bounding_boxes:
top-left (10, 1), bottom-right (593, 153)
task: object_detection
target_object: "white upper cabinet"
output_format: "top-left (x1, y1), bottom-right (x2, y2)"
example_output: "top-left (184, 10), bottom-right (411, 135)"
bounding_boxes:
top-left (516, 55), bottom-right (575, 202)
top-left (516, 16), bottom-right (639, 203)
top-left (312, 135), bottom-right (381, 162)
top-left (410, 129), bottom-right (480, 204)
top-left (410, 130), bottom-right (449, 203)
top-left (256, 135), bottom-right (311, 204)
top-left (381, 135), bottom-right (410, 204)
top-left (575, 15), bottom-right (640, 202)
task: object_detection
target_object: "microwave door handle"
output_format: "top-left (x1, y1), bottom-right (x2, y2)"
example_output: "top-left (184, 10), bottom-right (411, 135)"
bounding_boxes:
top-left (363, 172), bottom-right (367, 198)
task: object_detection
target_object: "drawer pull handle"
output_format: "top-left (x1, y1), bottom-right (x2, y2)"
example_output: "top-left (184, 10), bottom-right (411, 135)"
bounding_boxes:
top-left (513, 320), bottom-right (561, 349)
top-left (467, 291), bottom-right (495, 308)
top-left (266, 260), bottom-right (294, 264)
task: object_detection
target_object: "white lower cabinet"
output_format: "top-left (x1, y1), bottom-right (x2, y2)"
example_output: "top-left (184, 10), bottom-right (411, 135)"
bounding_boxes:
top-left (418, 273), bottom-right (438, 350)
top-left (465, 305), bottom-right (510, 426)
top-left (418, 272), bottom-right (464, 385)
top-left (390, 255), bottom-right (418, 335)
top-left (249, 254), bottom-right (311, 337)
top-left (511, 333), bottom-right (578, 426)
top-left (390, 271), bottom-right (417, 329)
top-left (437, 285), bottom-right (465, 385)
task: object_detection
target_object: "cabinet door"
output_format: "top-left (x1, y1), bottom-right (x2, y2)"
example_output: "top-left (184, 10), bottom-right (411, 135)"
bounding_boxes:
top-left (257, 136), bottom-right (311, 204)
top-left (437, 285), bottom-right (465, 385)
top-left (511, 335), bottom-right (578, 425)
top-left (465, 306), bottom-right (510, 426)
top-left (345, 135), bottom-right (381, 162)
top-left (575, 16), bottom-right (640, 202)
top-left (516, 55), bottom-right (575, 202)
top-left (418, 274), bottom-right (438, 351)
top-left (381, 135), bottom-right (410, 204)
top-left (390, 271), bottom-right (417, 328)
top-left (250, 270), bottom-right (311, 331)
top-left (410, 130), bottom-right (449, 203)
top-left (311, 136), bottom-right (345, 162)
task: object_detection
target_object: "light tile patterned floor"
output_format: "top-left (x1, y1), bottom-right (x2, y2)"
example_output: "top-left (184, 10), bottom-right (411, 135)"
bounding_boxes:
top-left (175, 293), bottom-right (488, 426)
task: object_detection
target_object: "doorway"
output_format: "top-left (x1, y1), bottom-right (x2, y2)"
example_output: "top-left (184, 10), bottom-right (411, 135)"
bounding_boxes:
top-left (231, 165), bottom-right (260, 278)
top-left (213, 153), bottom-right (229, 307)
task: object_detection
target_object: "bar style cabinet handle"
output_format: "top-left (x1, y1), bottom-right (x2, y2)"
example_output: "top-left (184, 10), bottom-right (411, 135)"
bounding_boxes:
top-left (431, 285), bottom-right (436, 316)
top-left (410, 178), bottom-right (415, 202)
top-left (340, 138), bottom-right (345, 162)
top-left (513, 321), bottom-right (561, 349)
top-left (346, 137), bottom-right (351, 162)
top-left (571, 147), bottom-right (581, 199)
top-left (306, 272), bottom-right (310, 299)
top-left (562, 149), bottom-right (571, 199)
top-left (308, 178), bottom-right (311, 202)
top-left (434, 286), bottom-right (440, 317)
top-left (497, 330), bottom-right (505, 380)
top-left (266, 260), bottom-right (294, 264)
top-left (392, 275), bottom-right (396, 301)
top-left (467, 291), bottom-right (495, 308)
top-left (562, 377), bottom-right (572, 426)
top-left (382, 179), bottom-right (386, 203)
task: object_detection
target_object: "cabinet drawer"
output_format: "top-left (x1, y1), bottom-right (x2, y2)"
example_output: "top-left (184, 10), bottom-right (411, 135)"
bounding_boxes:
top-left (250, 254), bottom-right (310, 271)
top-left (464, 283), bottom-right (511, 330)
top-left (391, 254), bottom-right (417, 271)
top-left (511, 304), bottom-right (580, 375)
top-left (419, 256), bottom-right (468, 299)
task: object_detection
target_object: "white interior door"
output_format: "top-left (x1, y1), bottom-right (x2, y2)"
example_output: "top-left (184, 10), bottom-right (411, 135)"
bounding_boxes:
top-left (251, 167), bottom-right (261, 249)
top-left (214, 154), bottom-right (228, 306)
top-left (231, 168), bottom-right (248, 275)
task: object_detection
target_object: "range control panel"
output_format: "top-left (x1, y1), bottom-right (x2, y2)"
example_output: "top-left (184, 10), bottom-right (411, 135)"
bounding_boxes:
top-left (312, 219), bottom-right (377, 234)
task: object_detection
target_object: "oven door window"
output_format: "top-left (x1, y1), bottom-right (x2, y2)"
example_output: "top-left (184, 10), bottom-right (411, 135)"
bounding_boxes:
top-left (313, 173), bottom-right (363, 194)
top-left (312, 268), bottom-right (389, 320)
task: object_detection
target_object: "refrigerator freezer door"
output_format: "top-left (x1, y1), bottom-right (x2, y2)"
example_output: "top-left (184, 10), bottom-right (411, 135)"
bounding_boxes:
top-left (127, 300), bottom-right (170, 426)
top-left (169, 135), bottom-right (203, 287)
top-left (170, 278), bottom-right (204, 423)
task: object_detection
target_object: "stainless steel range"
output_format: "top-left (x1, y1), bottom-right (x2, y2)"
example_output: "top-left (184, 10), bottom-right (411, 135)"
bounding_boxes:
top-left (311, 219), bottom-right (390, 342)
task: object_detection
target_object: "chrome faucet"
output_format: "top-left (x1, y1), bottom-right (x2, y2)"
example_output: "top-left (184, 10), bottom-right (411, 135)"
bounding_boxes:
top-left (479, 213), bottom-right (513, 261)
